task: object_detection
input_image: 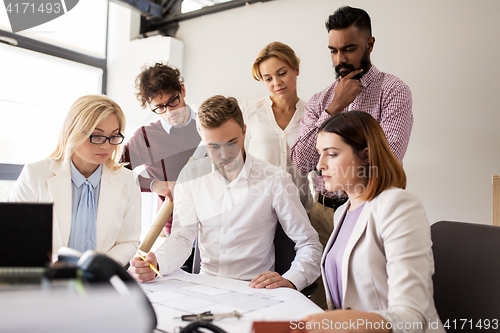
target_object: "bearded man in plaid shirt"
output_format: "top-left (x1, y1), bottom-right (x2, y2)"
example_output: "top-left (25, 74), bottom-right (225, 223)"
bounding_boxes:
top-left (291, 6), bottom-right (413, 248)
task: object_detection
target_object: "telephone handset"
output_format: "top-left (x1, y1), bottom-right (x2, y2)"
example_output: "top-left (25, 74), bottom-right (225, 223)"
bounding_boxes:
top-left (77, 251), bottom-right (136, 283)
top-left (57, 249), bottom-right (157, 331)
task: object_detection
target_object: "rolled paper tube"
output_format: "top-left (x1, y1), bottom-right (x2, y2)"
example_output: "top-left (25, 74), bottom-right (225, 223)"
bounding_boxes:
top-left (139, 200), bottom-right (174, 253)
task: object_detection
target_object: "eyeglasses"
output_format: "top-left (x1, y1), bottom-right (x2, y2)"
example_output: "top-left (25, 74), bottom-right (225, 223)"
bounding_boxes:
top-left (89, 133), bottom-right (124, 145)
top-left (149, 92), bottom-right (181, 114)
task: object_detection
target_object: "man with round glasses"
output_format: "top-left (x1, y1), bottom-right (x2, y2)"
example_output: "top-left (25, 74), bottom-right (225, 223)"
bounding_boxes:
top-left (121, 62), bottom-right (202, 235)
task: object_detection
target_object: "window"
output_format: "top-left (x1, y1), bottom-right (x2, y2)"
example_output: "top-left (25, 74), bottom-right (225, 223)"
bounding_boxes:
top-left (0, 43), bottom-right (103, 165)
top-left (0, 0), bottom-right (108, 201)
top-left (0, 0), bottom-right (108, 57)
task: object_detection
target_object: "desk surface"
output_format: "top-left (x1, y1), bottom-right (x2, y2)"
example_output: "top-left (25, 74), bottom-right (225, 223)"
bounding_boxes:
top-left (140, 270), bottom-right (323, 333)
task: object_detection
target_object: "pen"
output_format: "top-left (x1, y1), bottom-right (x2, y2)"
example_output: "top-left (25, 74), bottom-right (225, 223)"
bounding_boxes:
top-left (174, 311), bottom-right (242, 321)
top-left (136, 251), bottom-right (163, 278)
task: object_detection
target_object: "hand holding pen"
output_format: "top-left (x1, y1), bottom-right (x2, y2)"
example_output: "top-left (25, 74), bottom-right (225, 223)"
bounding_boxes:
top-left (137, 251), bottom-right (162, 278)
top-left (127, 251), bottom-right (162, 283)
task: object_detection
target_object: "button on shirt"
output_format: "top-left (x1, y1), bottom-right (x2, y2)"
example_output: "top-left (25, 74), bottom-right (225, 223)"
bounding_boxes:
top-left (155, 154), bottom-right (322, 291)
top-left (291, 66), bottom-right (413, 199)
top-left (69, 162), bottom-right (102, 252)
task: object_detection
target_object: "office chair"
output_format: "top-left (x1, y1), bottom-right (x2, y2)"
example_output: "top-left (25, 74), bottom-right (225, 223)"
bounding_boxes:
top-left (274, 223), bottom-right (318, 297)
top-left (431, 221), bottom-right (500, 332)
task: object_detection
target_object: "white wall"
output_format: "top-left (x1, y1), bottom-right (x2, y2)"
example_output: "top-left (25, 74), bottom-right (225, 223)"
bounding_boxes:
top-left (108, 0), bottom-right (500, 226)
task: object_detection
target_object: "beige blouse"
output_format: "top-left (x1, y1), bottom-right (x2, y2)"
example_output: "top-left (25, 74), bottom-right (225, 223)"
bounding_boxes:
top-left (241, 96), bottom-right (313, 211)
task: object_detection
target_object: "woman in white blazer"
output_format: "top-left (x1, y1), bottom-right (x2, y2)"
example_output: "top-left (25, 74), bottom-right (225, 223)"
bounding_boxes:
top-left (301, 111), bottom-right (444, 332)
top-left (240, 42), bottom-right (312, 212)
top-left (8, 95), bottom-right (141, 266)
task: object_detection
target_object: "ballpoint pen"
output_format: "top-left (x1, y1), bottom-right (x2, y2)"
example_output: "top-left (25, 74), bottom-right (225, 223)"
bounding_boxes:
top-left (136, 251), bottom-right (163, 278)
top-left (175, 311), bottom-right (243, 321)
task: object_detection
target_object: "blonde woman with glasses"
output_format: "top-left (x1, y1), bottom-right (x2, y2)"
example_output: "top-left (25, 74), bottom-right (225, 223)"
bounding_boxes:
top-left (9, 95), bottom-right (141, 266)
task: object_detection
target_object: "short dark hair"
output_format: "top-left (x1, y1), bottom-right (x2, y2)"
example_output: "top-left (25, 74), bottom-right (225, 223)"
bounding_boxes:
top-left (135, 62), bottom-right (184, 108)
top-left (198, 95), bottom-right (244, 130)
top-left (325, 6), bottom-right (372, 37)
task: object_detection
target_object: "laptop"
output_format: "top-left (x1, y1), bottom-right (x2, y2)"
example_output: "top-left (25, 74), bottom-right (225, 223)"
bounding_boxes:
top-left (0, 202), bottom-right (53, 284)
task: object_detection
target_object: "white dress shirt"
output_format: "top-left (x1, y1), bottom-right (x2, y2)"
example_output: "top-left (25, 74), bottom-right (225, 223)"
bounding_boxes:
top-left (155, 153), bottom-right (322, 291)
top-left (241, 97), bottom-right (313, 211)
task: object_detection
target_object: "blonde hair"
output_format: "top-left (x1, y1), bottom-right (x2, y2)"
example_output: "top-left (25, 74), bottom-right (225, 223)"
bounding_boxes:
top-left (49, 95), bottom-right (126, 172)
top-left (251, 42), bottom-right (300, 81)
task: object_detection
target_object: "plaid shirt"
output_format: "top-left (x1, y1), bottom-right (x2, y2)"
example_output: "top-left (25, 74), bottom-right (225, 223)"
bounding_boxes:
top-left (290, 66), bottom-right (413, 198)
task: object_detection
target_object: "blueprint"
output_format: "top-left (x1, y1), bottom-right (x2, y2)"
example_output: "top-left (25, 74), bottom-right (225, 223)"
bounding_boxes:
top-left (140, 269), bottom-right (322, 333)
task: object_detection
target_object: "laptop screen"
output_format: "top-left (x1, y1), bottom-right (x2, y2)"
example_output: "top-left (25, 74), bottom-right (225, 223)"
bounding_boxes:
top-left (0, 202), bottom-right (53, 267)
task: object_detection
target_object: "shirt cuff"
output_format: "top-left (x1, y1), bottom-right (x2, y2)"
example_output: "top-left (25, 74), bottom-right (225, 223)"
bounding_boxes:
top-left (283, 269), bottom-right (308, 292)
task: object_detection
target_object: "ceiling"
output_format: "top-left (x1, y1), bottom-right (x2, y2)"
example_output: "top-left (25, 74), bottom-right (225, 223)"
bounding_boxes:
top-left (182, 0), bottom-right (235, 13)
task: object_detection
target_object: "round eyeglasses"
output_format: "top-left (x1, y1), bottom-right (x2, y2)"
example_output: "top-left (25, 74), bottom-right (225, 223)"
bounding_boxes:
top-left (89, 134), bottom-right (124, 145)
top-left (149, 92), bottom-right (181, 114)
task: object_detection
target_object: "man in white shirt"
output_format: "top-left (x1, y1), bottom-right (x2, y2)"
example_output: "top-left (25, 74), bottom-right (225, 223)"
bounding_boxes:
top-left (128, 95), bottom-right (322, 291)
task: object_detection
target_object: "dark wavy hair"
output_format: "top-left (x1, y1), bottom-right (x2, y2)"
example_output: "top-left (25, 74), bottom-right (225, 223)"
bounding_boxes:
top-left (325, 6), bottom-right (372, 37)
top-left (318, 111), bottom-right (406, 201)
top-left (135, 62), bottom-right (184, 108)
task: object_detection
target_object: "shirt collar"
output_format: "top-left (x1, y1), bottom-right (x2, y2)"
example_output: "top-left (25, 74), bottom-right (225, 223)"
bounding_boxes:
top-left (359, 65), bottom-right (379, 88)
top-left (70, 161), bottom-right (103, 188)
top-left (160, 106), bottom-right (196, 134)
top-left (210, 151), bottom-right (252, 184)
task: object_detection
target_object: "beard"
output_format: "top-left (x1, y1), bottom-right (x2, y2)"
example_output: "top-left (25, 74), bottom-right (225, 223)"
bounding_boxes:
top-left (216, 158), bottom-right (240, 174)
top-left (169, 106), bottom-right (189, 127)
top-left (213, 149), bottom-right (245, 178)
top-left (334, 47), bottom-right (371, 80)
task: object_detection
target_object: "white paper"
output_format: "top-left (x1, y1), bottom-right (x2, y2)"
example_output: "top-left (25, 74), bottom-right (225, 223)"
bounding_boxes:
top-left (140, 269), bottom-right (323, 333)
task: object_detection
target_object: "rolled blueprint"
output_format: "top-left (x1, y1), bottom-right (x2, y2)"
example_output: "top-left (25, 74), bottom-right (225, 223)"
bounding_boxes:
top-left (139, 200), bottom-right (173, 253)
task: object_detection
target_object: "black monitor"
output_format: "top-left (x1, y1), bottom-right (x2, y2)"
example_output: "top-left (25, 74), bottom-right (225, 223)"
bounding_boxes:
top-left (0, 202), bottom-right (53, 267)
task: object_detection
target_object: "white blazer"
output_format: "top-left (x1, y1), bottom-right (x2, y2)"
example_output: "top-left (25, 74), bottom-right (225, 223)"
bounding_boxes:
top-left (321, 188), bottom-right (444, 333)
top-left (8, 158), bottom-right (141, 266)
